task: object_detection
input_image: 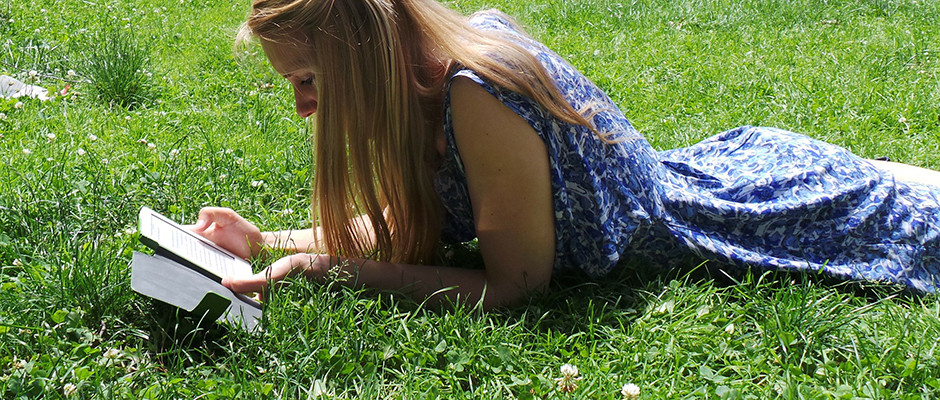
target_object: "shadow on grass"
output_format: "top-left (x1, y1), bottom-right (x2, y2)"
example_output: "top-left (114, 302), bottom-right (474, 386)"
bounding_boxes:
top-left (508, 255), bottom-right (918, 337)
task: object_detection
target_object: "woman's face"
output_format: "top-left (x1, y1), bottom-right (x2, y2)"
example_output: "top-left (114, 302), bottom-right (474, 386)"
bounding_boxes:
top-left (261, 38), bottom-right (319, 118)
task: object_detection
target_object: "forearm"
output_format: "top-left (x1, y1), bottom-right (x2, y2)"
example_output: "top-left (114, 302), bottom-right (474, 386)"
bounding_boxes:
top-left (262, 228), bottom-right (323, 254)
top-left (329, 257), bottom-right (531, 310)
top-left (262, 213), bottom-right (377, 255)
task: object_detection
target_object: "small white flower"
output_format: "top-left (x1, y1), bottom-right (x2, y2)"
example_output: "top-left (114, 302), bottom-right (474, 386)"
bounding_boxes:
top-left (11, 358), bottom-right (26, 369)
top-left (560, 364), bottom-right (579, 377)
top-left (556, 363), bottom-right (582, 393)
top-left (12, 259), bottom-right (22, 267)
top-left (124, 227), bottom-right (137, 236)
top-left (14, 102), bottom-right (23, 109)
top-left (124, 115), bottom-right (132, 121)
top-left (103, 348), bottom-right (123, 360)
top-left (593, 49), bottom-right (602, 57)
top-left (621, 383), bottom-right (640, 399)
top-left (145, 72), bottom-right (152, 78)
top-left (28, 70), bottom-right (38, 78)
top-left (147, 142), bottom-right (156, 151)
top-left (66, 70), bottom-right (77, 78)
top-left (33, 28), bottom-right (40, 34)
top-left (136, 138), bottom-right (148, 145)
top-left (40, 8), bottom-right (47, 13)
top-left (724, 323), bottom-right (735, 334)
top-left (88, 134), bottom-right (98, 141)
top-left (63, 383), bottom-right (77, 396)
top-left (22, 148), bottom-right (31, 155)
top-left (46, 133), bottom-right (56, 141)
top-left (76, 148), bottom-right (86, 156)
top-left (898, 117), bottom-right (908, 124)
top-left (219, 173), bottom-right (228, 180)
top-left (251, 180), bottom-right (263, 187)
top-left (0, 113), bottom-right (6, 120)
top-left (101, 158), bottom-right (109, 165)
top-left (169, 148), bottom-right (179, 158)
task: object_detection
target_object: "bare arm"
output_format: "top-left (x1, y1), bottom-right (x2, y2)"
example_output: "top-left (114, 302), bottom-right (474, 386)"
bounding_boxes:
top-left (225, 76), bottom-right (556, 309)
top-left (261, 212), bottom-right (378, 254)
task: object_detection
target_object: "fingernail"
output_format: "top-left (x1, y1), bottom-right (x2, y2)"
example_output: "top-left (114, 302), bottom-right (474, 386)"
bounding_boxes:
top-left (194, 219), bottom-right (207, 230)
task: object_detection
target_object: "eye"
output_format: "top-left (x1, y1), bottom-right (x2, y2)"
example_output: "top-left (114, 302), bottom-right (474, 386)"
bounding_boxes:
top-left (300, 77), bottom-right (315, 86)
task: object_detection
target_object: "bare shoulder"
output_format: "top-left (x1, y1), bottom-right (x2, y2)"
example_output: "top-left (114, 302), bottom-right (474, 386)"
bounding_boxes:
top-left (448, 75), bottom-right (555, 304)
top-left (449, 76), bottom-right (541, 156)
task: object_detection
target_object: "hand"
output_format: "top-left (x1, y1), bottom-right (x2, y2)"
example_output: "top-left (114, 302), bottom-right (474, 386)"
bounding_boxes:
top-left (221, 253), bottom-right (327, 299)
top-left (188, 207), bottom-right (263, 260)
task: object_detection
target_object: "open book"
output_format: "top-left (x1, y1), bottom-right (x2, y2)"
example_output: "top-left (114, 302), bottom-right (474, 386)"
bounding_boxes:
top-left (131, 207), bottom-right (261, 330)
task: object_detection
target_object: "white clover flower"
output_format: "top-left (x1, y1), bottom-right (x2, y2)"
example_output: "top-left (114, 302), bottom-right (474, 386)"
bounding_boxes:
top-left (14, 102), bottom-right (23, 109)
top-left (555, 363), bottom-right (582, 393)
top-left (66, 70), bottom-right (77, 78)
top-left (88, 134), bottom-right (98, 141)
top-left (12, 358), bottom-right (26, 369)
top-left (147, 142), bottom-right (156, 151)
top-left (103, 348), bottom-right (123, 360)
top-left (46, 133), bottom-right (56, 141)
top-left (12, 259), bottom-right (23, 267)
top-left (0, 113), bottom-right (7, 120)
top-left (76, 148), bottom-right (86, 156)
top-left (63, 382), bottom-right (77, 396)
top-left (621, 383), bottom-right (640, 399)
top-left (898, 117), bottom-right (908, 124)
top-left (22, 148), bottom-right (31, 155)
top-left (169, 148), bottom-right (180, 158)
top-left (251, 180), bottom-right (263, 187)
top-left (219, 173), bottom-right (228, 180)
top-left (28, 70), bottom-right (38, 79)
top-left (560, 364), bottom-right (579, 377)
top-left (136, 138), bottom-right (148, 145)
top-left (124, 115), bottom-right (132, 121)
top-left (40, 8), bottom-right (47, 13)
top-left (33, 28), bottom-right (40, 34)
top-left (101, 158), bottom-right (109, 165)
top-left (124, 227), bottom-right (137, 236)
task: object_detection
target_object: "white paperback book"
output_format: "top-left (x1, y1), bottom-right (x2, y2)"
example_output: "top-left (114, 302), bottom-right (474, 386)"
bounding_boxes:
top-left (138, 207), bottom-right (254, 282)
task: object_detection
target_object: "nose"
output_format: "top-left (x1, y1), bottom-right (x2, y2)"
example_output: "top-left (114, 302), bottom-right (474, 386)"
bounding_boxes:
top-left (293, 85), bottom-right (318, 118)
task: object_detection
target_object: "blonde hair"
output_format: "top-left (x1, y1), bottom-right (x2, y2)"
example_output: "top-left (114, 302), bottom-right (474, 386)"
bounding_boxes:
top-left (240, 0), bottom-right (598, 264)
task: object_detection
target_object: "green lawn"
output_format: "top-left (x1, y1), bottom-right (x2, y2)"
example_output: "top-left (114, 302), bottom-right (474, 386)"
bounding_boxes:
top-left (2, 0), bottom-right (939, 398)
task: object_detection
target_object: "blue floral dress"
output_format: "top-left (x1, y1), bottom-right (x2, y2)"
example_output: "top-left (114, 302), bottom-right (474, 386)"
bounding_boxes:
top-left (434, 11), bottom-right (940, 293)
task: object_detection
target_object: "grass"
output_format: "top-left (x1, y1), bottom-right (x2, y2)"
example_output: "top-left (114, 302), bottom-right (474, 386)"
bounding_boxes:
top-left (1, 0), bottom-right (939, 398)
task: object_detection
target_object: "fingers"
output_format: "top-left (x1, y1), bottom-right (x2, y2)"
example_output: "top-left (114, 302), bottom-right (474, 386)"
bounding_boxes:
top-left (222, 254), bottom-right (325, 297)
top-left (222, 274), bottom-right (269, 294)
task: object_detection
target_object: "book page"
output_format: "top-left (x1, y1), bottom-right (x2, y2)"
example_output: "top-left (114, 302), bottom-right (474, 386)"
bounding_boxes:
top-left (143, 210), bottom-right (253, 280)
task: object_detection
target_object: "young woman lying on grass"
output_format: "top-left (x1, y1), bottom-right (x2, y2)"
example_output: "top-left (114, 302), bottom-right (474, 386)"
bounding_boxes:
top-left (191, 0), bottom-right (940, 310)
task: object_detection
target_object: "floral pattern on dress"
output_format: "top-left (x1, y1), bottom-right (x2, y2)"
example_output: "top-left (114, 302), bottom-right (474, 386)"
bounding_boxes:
top-left (434, 11), bottom-right (940, 293)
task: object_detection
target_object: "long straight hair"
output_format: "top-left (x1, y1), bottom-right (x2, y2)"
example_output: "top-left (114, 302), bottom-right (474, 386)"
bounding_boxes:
top-left (240, 0), bottom-right (598, 264)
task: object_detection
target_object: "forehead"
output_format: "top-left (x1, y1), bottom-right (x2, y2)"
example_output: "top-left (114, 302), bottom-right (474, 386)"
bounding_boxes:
top-left (260, 37), bottom-right (317, 76)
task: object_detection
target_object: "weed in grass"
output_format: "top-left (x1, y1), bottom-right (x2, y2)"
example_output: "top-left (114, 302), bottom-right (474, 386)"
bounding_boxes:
top-left (80, 25), bottom-right (155, 109)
